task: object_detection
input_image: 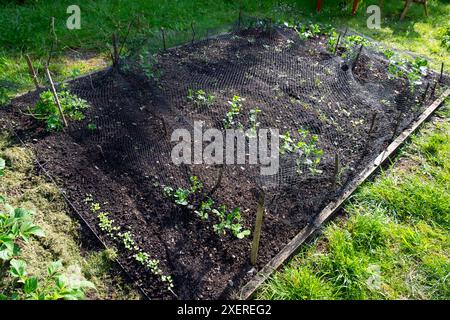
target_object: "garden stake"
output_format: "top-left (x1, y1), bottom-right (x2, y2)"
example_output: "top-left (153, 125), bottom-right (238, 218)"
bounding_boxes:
top-left (430, 79), bottom-right (438, 98)
top-left (332, 153), bottom-right (340, 188)
top-left (209, 164), bottom-right (224, 196)
top-left (44, 66), bottom-right (68, 127)
top-left (111, 33), bottom-right (119, 68)
top-left (250, 190), bottom-right (265, 266)
top-left (391, 111), bottom-right (403, 141)
top-left (191, 22), bottom-right (196, 44)
top-left (25, 54), bottom-right (40, 89)
top-left (352, 45), bottom-right (364, 71)
top-left (334, 32), bottom-right (342, 54)
top-left (439, 62), bottom-right (444, 83)
top-left (342, 26), bottom-right (349, 38)
top-left (161, 27), bottom-right (167, 51)
top-left (368, 113), bottom-right (377, 138)
top-left (422, 82), bottom-right (430, 104)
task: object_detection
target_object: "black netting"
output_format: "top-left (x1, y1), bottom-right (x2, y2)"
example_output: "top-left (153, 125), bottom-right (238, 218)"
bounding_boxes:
top-left (1, 17), bottom-right (448, 299)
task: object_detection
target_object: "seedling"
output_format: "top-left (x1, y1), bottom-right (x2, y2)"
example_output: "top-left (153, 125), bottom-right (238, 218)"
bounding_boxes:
top-left (87, 123), bottom-right (97, 131)
top-left (187, 89), bottom-right (215, 108)
top-left (118, 231), bottom-right (139, 251)
top-left (89, 196), bottom-right (174, 292)
top-left (247, 107), bottom-right (261, 137)
top-left (212, 206), bottom-right (250, 239)
top-left (164, 176), bottom-right (250, 239)
top-left (194, 198), bottom-right (214, 220)
top-left (223, 95), bottom-right (244, 129)
top-left (280, 129), bottom-right (324, 176)
top-left (97, 212), bottom-right (120, 238)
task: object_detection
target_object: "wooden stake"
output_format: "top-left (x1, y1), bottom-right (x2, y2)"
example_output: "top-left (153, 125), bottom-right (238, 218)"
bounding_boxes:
top-left (422, 82), bottom-right (430, 104)
top-left (352, 44), bottom-right (364, 71)
top-left (342, 26), bottom-right (349, 38)
top-left (368, 113), bottom-right (377, 138)
top-left (334, 32), bottom-right (342, 54)
top-left (25, 54), bottom-right (40, 89)
top-left (439, 62), bottom-right (444, 83)
top-left (160, 27), bottom-right (167, 51)
top-left (430, 79), bottom-right (438, 98)
top-left (332, 153), bottom-right (340, 188)
top-left (250, 190), bottom-right (265, 266)
top-left (208, 164), bottom-right (224, 196)
top-left (44, 66), bottom-right (68, 127)
top-left (112, 33), bottom-right (119, 68)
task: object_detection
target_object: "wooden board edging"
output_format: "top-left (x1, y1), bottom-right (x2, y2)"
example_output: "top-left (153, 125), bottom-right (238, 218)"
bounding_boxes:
top-left (238, 88), bottom-right (450, 300)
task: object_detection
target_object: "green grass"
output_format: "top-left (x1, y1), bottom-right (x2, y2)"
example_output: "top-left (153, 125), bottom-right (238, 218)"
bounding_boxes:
top-left (0, 0), bottom-right (449, 103)
top-left (258, 103), bottom-right (450, 300)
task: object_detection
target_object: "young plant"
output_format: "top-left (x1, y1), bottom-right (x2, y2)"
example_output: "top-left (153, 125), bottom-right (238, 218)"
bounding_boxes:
top-left (247, 107), bottom-right (261, 137)
top-left (187, 89), bottom-right (215, 108)
top-left (31, 84), bottom-right (89, 131)
top-left (97, 212), bottom-right (120, 238)
top-left (212, 206), bottom-right (250, 239)
top-left (0, 206), bottom-right (45, 261)
top-left (296, 23), bottom-right (322, 40)
top-left (3, 259), bottom-right (95, 300)
top-left (87, 123), bottom-right (97, 131)
top-left (89, 196), bottom-right (174, 292)
top-left (194, 198), bottom-right (214, 220)
top-left (295, 128), bottom-right (323, 176)
top-left (223, 95), bottom-right (244, 129)
top-left (118, 231), bottom-right (139, 251)
top-left (327, 30), bottom-right (339, 53)
top-left (280, 129), bottom-right (324, 176)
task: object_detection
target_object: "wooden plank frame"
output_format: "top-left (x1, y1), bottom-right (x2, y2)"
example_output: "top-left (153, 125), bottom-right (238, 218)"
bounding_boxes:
top-left (238, 88), bottom-right (450, 300)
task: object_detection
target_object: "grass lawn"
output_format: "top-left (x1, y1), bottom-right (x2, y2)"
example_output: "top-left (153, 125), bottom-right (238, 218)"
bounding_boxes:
top-left (0, 0), bottom-right (449, 300)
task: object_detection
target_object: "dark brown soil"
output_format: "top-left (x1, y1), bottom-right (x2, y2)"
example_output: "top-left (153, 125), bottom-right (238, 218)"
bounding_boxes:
top-left (0, 27), bottom-right (440, 299)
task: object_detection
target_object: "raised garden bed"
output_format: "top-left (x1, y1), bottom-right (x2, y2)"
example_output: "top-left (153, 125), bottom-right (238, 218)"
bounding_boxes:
top-left (1, 24), bottom-right (448, 299)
